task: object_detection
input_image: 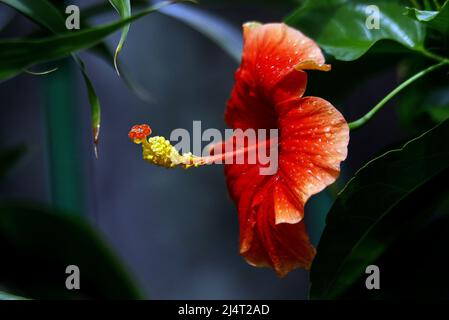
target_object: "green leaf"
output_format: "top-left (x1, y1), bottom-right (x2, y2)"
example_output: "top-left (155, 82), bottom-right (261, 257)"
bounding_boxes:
top-left (0, 0), bottom-right (66, 32)
top-left (310, 117), bottom-right (449, 299)
top-left (82, 0), bottom-right (243, 62)
top-left (2, 0), bottom-right (154, 102)
top-left (406, 0), bottom-right (449, 34)
top-left (0, 1), bottom-right (178, 81)
top-left (285, 0), bottom-right (426, 61)
top-left (108, 0), bottom-right (131, 74)
top-left (0, 202), bottom-right (143, 299)
top-left (0, 0), bottom-right (103, 146)
top-left (0, 145), bottom-right (26, 180)
top-left (74, 57), bottom-right (101, 155)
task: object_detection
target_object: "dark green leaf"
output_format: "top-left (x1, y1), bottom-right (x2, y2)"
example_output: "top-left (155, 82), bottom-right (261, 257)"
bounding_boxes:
top-left (82, 1), bottom-right (243, 62)
top-left (74, 57), bottom-right (101, 154)
top-left (0, 145), bottom-right (26, 180)
top-left (0, 0), bottom-right (66, 32)
top-left (81, 0), bottom-right (243, 62)
top-left (3, 0), bottom-right (153, 104)
top-left (108, 0), bottom-right (131, 74)
top-left (285, 0), bottom-right (426, 61)
top-left (0, 0), bottom-right (105, 147)
top-left (310, 117), bottom-right (449, 299)
top-left (406, 0), bottom-right (449, 34)
top-left (0, 202), bottom-right (143, 299)
top-left (0, 1), bottom-right (178, 81)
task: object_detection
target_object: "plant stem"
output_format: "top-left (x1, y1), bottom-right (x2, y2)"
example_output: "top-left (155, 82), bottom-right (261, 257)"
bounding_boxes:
top-left (44, 59), bottom-right (85, 215)
top-left (348, 60), bottom-right (447, 131)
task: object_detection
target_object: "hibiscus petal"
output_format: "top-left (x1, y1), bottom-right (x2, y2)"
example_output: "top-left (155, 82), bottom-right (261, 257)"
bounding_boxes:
top-left (226, 23), bottom-right (329, 129)
top-left (244, 185), bottom-right (316, 276)
top-left (273, 182), bottom-right (303, 224)
top-left (225, 162), bottom-right (316, 276)
top-left (225, 162), bottom-right (267, 253)
top-left (277, 96), bottom-right (349, 214)
top-left (225, 68), bottom-right (278, 130)
top-left (242, 22), bottom-right (329, 92)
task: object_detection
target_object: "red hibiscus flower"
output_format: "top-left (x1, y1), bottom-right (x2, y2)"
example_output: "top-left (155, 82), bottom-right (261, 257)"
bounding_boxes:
top-left (129, 22), bottom-right (349, 277)
top-left (223, 22), bottom-right (349, 277)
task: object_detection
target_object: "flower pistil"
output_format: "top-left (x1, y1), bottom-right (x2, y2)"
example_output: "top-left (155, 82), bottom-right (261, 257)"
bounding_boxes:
top-left (129, 124), bottom-right (200, 169)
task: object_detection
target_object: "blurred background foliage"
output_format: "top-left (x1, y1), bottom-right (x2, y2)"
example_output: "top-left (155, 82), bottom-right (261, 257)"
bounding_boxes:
top-left (0, 0), bottom-right (448, 299)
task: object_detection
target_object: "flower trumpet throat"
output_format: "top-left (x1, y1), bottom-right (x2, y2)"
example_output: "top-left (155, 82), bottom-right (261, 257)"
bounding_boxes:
top-left (129, 124), bottom-right (201, 169)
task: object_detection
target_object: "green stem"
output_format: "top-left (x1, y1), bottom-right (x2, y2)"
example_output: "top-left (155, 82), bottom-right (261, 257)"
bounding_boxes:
top-left (348, 60), bottom-right (447, 131)
top-left (44, 59), bottom-right (85, 215)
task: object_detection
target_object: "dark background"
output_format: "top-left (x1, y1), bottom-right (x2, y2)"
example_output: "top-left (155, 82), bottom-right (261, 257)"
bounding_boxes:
top-left (0, 0), bottom-right (405, 299)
